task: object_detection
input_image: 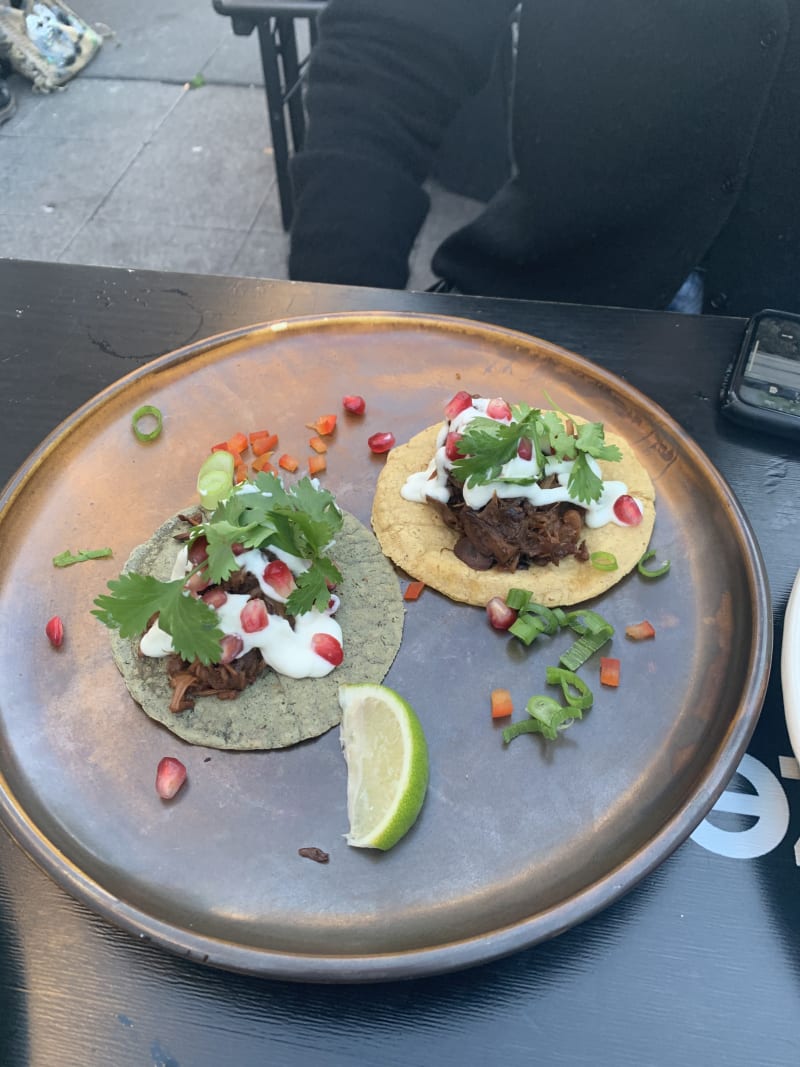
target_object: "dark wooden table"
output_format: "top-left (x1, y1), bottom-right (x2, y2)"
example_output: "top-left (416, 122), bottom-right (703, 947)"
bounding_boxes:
top-left (1, 259), bottom-right (800, 1066)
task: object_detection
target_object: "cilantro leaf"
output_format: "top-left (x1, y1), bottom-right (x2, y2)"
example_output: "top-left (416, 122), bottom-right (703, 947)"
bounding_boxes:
top-left (574, 421), bottom-right (622, 462)
top-left (287, 557), bottom-right (342, 616)
top-left (92, 572), bottom-right (224, 665)
top-left (451, 416), bottom-right (528, 486)
top-left (567, 453), bottom-right (603, 504)
top-left (53, 547), bottom-right (113, 567)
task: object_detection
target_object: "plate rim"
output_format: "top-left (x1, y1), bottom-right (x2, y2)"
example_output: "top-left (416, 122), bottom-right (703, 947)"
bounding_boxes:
top-left (0, 311), bottom-right (773, 982)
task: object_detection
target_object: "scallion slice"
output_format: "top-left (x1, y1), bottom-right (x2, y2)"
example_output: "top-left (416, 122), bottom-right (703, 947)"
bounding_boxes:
top-left (505, 587), bottom-right (533, 612)
top-left (637, 549), bottom-right (671, 579)
top-left (545, 666), bottom-right (594, 710)
top-left (131, 404), bottom-right (163, 442)
top-left (197, 451), bottom-right (235, 510)
top-left (509, 612), bottom-right (546, 646)
top-left (559, 625), bottom-right (613, 671)
top-left (590, 550), bottom-right (618, 571)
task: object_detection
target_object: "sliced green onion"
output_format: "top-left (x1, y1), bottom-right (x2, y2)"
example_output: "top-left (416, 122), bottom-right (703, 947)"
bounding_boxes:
top-left (545, 666), bottom-right (594, 710)
top-left (509, 613), bottom-right (546, 646)
top-left (502, 718), bottom-right (547, 743)
top-left (590, 550), bottom-right (618, 572)
top-left (563, 609), bottom-right (614, 636)
top-left (131, 404), bottom-right (163, 442)
top-left (526, 695), bottom-right (575, 741)
top-left (505, 587), bottom-right (533, 612)
top-left (52, 547), bottom-right (113, 567)
top-left (197, 451), bottom-right (235, 509)
top-left (552, 607), bottom-right (569, 629)
top-left (559, 625), bottom-right (613, 671)
top-left (637, 549), bottom-right (671, 579)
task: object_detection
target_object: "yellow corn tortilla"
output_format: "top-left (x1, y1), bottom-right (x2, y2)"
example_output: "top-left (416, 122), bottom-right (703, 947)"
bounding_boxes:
top-left (371, 421), bottom-right (656, 607)
top-left (110, 509), bottom-right (404, 750)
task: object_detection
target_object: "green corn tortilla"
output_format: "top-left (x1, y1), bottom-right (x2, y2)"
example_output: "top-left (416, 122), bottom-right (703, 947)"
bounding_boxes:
top-left (110, 510), bottom-right (404, 750)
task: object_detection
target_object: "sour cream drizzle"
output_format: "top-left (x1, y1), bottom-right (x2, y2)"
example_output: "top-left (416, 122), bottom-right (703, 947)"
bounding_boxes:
top-left (400, 397), bottom-right (641, 528)
top-left (139, 543), bottom-right (342, 678)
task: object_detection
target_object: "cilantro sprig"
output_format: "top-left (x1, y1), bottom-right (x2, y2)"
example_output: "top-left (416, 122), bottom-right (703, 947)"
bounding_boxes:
top-left (450, 403), bottom-right (622, 504)
top-left (92, 474), bottom-right (344, 665)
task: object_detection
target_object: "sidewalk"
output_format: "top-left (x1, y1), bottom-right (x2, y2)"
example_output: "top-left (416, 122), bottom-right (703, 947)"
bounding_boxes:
top-left (0, 0), bottom-right (479, 288)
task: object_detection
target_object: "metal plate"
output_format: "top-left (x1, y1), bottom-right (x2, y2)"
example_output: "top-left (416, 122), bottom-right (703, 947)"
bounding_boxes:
top-left (0, 312), bottom-right (771, 982)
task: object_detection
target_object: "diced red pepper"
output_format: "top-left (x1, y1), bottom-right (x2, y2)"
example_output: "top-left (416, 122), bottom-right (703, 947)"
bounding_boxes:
top-left (250, 431), bottom-right (279, 456)
top-left (625, 620), bottom-right (656, 641)
top-left (600, 657), bottom-right (621, 687)
top-left (308, 454), bottom-right (327, 476)
top-left (309, 435), bottom-right (328, 454)
top-left (403, 581), bottom-right (425, 601)
top-left (211, 441), bottom-right (233, 454)
top-left (307, 414), bottom-right (337, 436)
top-left (251, 453), bottom-right (275, 473)
top-left (490, 688), bottom-right (514, 719)
top-left (227, 431), bottom-right (249, 455)
top-left (278, 454), bottom-right (299, 473)
top-left (234, 461), bottom-right (249, 484)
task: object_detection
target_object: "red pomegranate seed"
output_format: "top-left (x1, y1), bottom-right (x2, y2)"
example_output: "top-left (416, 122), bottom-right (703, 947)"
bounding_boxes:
top-left (185, 569), bottom-right (211, 596)
top-left (263, 559), bottom-right (295, 598)
top-left (368, 431), bottom-right (395, 454)
top-left (517, 437), bottom-right (533, 461)
top-left (219, 634), bottom-right (244, 663)
top-left (445, 431), bottom-right (464, 461)
top-left (342, 394), bottom-right (366, 415)
top-left (613, 494), bottom-right (643, 526)
top-left (486, 397), bottom-right (512, 421)
top-left (187, 536), bottom-right (209, 565)
top-left (486, 596), bottom-right (518, 630)
top-left (444, 390), bottom-right (473, 421)
top-left (240, 598), bottom-right (269, 632)
top-left (231, 542), bottom-right (247, 556)
top-left (45, 615), bottom-right (64, 648)
top-left (202, 588), bottom-right (228, 609)
top-left (326, 594), bottom-right (341, 615)
top-left (311, 632), bottom-right (344, 666)
top-left (156, 756), bottom-right (187, 800)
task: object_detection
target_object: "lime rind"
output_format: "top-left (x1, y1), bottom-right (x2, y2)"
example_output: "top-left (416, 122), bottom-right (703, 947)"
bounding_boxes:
top-left (338, 683), bottom-right (429, 851)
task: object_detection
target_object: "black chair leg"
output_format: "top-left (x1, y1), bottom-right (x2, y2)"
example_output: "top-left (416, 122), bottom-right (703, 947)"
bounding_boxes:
top-left (257, 18), bottom-right (294, 230)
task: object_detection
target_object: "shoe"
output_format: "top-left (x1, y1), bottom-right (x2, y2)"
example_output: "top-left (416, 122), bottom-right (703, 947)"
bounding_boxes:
top-left (0, 79), bottom-right (16, 126)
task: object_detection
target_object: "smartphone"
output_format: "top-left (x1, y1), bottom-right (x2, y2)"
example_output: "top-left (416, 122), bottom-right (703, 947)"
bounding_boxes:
top-left (720, 309), bottom-right (800, 438)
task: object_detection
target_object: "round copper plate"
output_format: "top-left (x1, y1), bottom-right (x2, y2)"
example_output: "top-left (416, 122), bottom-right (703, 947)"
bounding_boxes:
top-left (0, 313), bottom-right (771, 981)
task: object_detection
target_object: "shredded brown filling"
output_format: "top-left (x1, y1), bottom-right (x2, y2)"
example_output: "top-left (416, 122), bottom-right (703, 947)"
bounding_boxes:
top-left (433, 474), bottom-right (589, 572)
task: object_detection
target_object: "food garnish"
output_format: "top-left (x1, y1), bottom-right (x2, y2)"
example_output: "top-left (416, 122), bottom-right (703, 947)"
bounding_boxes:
top-left (196, 450), bottom-right (234, 510)
top-left (278, 453), bottom-right (299, 473)
top-left (156, 756), bottom-right (187, 799)
top-left (53, 547), bottom-right (113, 567)
top-left (637, 549), bottom-right (671, 578)
top-left (590, 550), bottom-right (618, 571)
top-left (625, 620), bottom-right (656, 641)
top-left (131, 404), bottom-right (163, 443)
top-left (368, 431), bottom-right (395, 454)
top-left (490, 688), bottom-right (513, 719)
top-left (342, 395), bottom-right (366, 415)
top-left (600, 657), bottom-right (621, 687)
top-left (403, 580), bottom-right (425, 602)
top-left (307, 414), bottom-right (337, 436)
top-left (451, 402), bottom-right (622, 506)
top-left (309, 435), bottom-right (328, 454)
top-left (338, 683), bottom-right (429, 850)
top-left (308, 454), bottom-right (327, 476)
top-left (45, 615), bottom-right (64, 648)
top-left (93, 472), bottom-right (344, 666)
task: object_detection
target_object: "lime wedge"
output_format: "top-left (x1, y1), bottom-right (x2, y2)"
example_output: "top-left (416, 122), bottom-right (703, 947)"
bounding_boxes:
top-left (338, 683), bottom-right (429, 850)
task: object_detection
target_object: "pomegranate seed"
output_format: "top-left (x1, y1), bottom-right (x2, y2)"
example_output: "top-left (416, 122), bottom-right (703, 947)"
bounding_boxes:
top-left (444, 390), bottom-right (473, 421)
top-left (240, 598), bottom-right (269, 632)
top-left (187, 536), bottom-right (209, 565)
top-left (202, 588), bottom-right (228, 609)
top-left (185, 569), bottom-right (211, 596)
top-left (342, 394), bottom-right (366, 415)
top-left (486, 596), bottom-right (518, 630)
top-left (231, 542), bottom-right (246, 556)
top-left (613, 494), bottom-right (643, 526)
top-left (326, 593), bottom-right (341, 615)
top-left (486, 397), bottom-right (512, 421)
top-left (325, 577), bottom-right (338, 592)
top-left (311, 632), bottom-right (344, 666)
top-left (155, 756), bottom-right (187, 800)
top-left (445, 431), bottom-right (464, 461)
top-left (517, 437), bottom-right (533, 461)
top-left (263, 559), bottom-right (295, 598)
top-left (45, 615), bottom-right (64, 648)
top-left (368, 431), bottom-right (395, 454)
top-left (219, 634), bottom-right (244, 663)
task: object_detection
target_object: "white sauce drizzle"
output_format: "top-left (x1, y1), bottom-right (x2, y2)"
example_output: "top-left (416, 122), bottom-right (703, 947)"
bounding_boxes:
top-left (139, 543), bottom-right (342, 678)
top-left (400, 398), bottom-right (641, 528)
